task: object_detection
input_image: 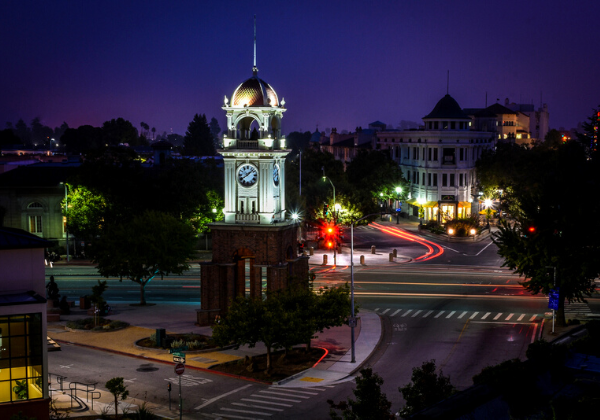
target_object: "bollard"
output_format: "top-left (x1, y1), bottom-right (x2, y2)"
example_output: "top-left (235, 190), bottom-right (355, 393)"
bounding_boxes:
top-left (360, 255), bottom-right (365, 265)
top-left (309, 247), bottom-right (314, 256)
top-left (303, 251), bottom-right (308, 256)
top-left (323, 254), bottom-right (328, 265)
top-left (389, 253), bottom-right (394, 262)
top-left (393, 249), bottom-right (397, 257)
top-left (337, 245), bottom-right (342, 254)
top-left (371, 245), bottom-right (376, 254)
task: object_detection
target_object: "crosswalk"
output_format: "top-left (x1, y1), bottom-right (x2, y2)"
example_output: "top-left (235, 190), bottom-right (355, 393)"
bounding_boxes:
top-left (201, 385), bottom-right (335, 419)
top-left (374, 300), bottom-right (593, 322)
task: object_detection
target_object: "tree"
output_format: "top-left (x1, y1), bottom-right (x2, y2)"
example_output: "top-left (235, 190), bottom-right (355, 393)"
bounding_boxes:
top-left (491, 141), bottom-right (600, 326)
top-left (398, 360), bottom-right (455, 418)
top-left (0, 128), bottom-right (23, 147)
top-left (90, 210), bottom-right (196, 305)
top-left (14, 118), bottom-right (30, 145)
top-left (30, 117), bottom-right (53, 147)
top-left (151, 126), bottom-right (156, 140)
top-left (140, 121), bottom-right (149, 138)
top-left (61, 125), bottom-right (104, 154)
top-left (209, 117), bottom-right (221, 147)
top-left (105, 377), bottom-right (129, 419)
top-left (191, 189), bottom-right (224, 234)
top-left (102, 118), bottom-right (140, 147)
top-left (328, 367), bottom-right (394, 420)
top-left (576, 105), bottom-right (600, 158)
top-left (184, 113), bottom-right (216, 156)
top-left (63, 183), bottom-right (107, 240)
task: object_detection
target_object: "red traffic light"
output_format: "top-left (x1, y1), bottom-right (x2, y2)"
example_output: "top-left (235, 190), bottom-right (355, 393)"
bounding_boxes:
top-left (528, 227), bottom-right (536, 232)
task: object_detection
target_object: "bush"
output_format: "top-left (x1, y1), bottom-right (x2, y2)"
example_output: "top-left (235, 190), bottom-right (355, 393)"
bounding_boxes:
top-left (66, 317), bottom-right (128, 331)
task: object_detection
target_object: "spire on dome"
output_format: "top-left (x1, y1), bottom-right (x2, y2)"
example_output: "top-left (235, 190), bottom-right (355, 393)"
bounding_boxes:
top-left (252, 15), bottom-right (258, 76)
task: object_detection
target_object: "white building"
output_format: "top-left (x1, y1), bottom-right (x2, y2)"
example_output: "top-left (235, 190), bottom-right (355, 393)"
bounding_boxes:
top-left (376, 94), bottom-right (495, 223)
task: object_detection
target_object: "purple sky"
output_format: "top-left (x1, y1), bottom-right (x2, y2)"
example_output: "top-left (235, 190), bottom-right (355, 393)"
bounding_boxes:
top-left (1, 1), bottom-right (599, 137)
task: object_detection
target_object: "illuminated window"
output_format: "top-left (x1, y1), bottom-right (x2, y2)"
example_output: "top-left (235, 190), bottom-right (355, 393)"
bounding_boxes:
top-left (0, 314), bottom-right (44, 403)
top-left (28, 216), bottom-right (42, 234)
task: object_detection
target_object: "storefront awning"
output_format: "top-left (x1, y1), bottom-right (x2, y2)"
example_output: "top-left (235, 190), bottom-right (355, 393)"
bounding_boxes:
top-left (458, 201), bottom-right (472, 207)
top-left (422, 201), bottom-right (438, 208)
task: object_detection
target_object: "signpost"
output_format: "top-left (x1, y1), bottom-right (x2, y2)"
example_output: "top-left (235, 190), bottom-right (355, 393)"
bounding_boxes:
top-left (172, 352), bottom-right (186, 364)
top-left (548, 287), bottom-right (560, 334)
top-left (174, 362), bottom-right (185, 419)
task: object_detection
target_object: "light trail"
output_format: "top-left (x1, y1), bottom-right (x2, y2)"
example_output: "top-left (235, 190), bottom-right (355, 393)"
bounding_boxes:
top-left (370, 222), bottom-right (445, 262)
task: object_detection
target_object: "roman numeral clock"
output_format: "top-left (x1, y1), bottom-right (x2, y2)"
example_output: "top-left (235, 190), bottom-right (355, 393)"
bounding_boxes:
top-left (196, 60), bottom-right (309, 326)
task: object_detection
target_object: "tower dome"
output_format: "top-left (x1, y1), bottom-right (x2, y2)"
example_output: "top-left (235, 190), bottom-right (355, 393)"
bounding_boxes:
top-left (423, 94), bottom-right (469, 119)
top-left (231, 74), bottom-right (279, 108)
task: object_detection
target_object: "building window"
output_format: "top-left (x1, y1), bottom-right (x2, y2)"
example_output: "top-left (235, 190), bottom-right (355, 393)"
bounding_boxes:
top-left (442, 174), bottom-right (448, 186)
top-left (27, 202), bottom-right (43, 209)
top-left (0, 313), bottom-right (44, 403)
top-left (428, 173), bottom-right (432, 186)
top-left (433, 174), bottom-right (438, 186)
top-left (451, 121), bottom-right (455, 129)
top-left (442, 148), bottom-right (455, 164)
top-left (422, 172), bottom-right (425, 185)
top-left (28, 216), bottom-right (42, 234)
top-left (450, 174), bottom-right (455, 186)
top-left (460, 148), bottom-right (464, 161)
top-left (433, 149), bottom-right (438, 161)
top-left (428, 148), bottom-right (432, 161)
top-left (459, 173), bottom-right (464, 186)
top-left (434, 121), bottom-right (439, 130)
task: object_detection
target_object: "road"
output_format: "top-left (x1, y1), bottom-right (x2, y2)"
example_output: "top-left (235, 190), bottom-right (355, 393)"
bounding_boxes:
top-left (47, 224), bottom-right (599, 418)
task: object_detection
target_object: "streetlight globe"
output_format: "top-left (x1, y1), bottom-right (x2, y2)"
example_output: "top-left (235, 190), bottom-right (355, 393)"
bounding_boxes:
top-left (291, 213), bottom-right (299, 220)
top-left (484, 198), bottom-right (493, 208)
top-left (212, 208), bottom-right (217, 213)
top-left (395, 187), bottom-right (402, 194)
top-left (334, 203), bottom-right (341, 211)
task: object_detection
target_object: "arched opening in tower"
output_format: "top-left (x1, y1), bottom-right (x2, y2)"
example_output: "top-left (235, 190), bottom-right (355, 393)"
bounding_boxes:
top-left (237, 116), bottom-right (260, 140)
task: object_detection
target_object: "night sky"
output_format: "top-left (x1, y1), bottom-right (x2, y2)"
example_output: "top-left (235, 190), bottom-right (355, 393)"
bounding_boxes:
top-left (1, 1), bottom-right (599, 138)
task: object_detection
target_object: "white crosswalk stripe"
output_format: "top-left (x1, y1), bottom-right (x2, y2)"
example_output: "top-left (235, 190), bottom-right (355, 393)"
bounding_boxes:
top-left (216, 385), bottom-right (337, 418)
top-left (374, 308), bottom-right (548, 323)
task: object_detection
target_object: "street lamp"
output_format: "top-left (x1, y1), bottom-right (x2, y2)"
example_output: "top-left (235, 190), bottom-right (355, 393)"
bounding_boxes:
top-left (321, 167), bottom-right (335, 217)
top-left (395, 187), bottom-right (402, 224)
top-left (60, 182), bottom-right (70, 262)
top-left (349, 213), bottom-right (382, 362)
top-left (483, 198), bottom-right (493, 229)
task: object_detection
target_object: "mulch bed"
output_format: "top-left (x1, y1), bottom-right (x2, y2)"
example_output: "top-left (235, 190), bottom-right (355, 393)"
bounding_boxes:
top-left (210, 347), bottom-right (326, 382)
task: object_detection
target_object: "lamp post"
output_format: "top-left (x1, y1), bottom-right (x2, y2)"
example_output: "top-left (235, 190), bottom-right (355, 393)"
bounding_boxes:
top-left (483, 198), bottom-right (493, 229)
top-left (350, 212), bottom-right (381, 363)
top-left (546, 266), bottom-right (557, 333)
top-left (299, 150), bottom-right (302, 196)
top-left (395, 187), bottom-right (402, 224)
top-left (321, 167), bottom-right (335, 217)
top-left (60, 182), bottom-right (70, 262)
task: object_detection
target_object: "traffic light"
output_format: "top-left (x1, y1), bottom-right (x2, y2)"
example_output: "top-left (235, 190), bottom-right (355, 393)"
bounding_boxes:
top-left (323, 204), bottom-right (329, 216)
top-left (528, 226), bottom-right (536, 233)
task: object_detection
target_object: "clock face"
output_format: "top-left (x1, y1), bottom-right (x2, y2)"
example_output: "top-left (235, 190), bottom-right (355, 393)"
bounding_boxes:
top-left (237, 164), bottom-right (258, 187)
top-left (273, 164), bottom-right (280, 187)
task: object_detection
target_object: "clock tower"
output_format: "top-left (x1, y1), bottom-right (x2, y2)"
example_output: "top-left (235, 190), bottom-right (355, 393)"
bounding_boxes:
top-left (196, 37), bottom-right (309, 326)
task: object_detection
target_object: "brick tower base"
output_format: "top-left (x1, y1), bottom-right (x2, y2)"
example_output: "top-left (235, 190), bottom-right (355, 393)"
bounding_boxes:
top-left (196, 221), bottom-right (309, 326)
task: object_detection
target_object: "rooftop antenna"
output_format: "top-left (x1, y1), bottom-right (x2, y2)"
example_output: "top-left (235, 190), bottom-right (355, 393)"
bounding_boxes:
top-left (252, 15), bottom-right (258, 76)
top-left (446, 70), bottom-right (449, 95)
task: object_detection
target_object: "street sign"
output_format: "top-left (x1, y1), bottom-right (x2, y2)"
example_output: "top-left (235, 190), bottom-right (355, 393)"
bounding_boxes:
top-left (174, 363), bottom-right (185, 375)
top-left (169, 346), bottom-right (189, 354)
top-left (348, 317), bottom-right (357, 328)
top-left (173, 356), bottom-right (186, 364)
top-left (548, 288), bottom-right (560, 310)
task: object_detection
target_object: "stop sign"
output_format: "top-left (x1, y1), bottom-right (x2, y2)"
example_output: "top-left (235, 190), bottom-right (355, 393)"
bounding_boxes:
top-left (174, 363), bottom-right (185, 375)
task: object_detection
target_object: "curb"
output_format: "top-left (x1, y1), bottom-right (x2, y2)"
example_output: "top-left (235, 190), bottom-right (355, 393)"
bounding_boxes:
top-left (348, 313), bottom-right (383, 376)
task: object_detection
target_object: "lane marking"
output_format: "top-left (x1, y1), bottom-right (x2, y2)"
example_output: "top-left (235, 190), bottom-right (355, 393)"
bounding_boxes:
top-left (446, 311), bottom-right (456, 319)
top-left (475, 241), bottom-right (495, 256)
top-left (458, 311), bottom-right (468, 319)
top-left (434, 311), bottom-right (445, 318)
top-left (529, 315), bottom-right (537, 321)
top-left (220, 408), bottom-right (272, 417)
top-left (493, 313), bottom-right (503, 320)
top-left (232, 403), bottom-right (283, 412)
top-left (375, 308), bottom-right (380, 312)
top-left (260, 391), bottom-right (309, 399)
top-left (423, 310), bottom-right (433, 318)
top-left (412, 310), bottom-right (423, 317)
top-left (269, 388), bottom-right (318, 396)
top-left (481, 312), bottom-right (491, 320)
top-left (194, 384), bottom-right (253, 410)
top-left (401, 310), bottom-right (413, 317)
top-left (212, 413), bottom-right (257, 420)
top-left (253, 394), bottom-right (302, 403)
top-left (241, 399), bottom-right (292, 407)
top-left (505, 313), bottom-right (514, 321)
top-left (391, 309), bottom-right (401, 316)
top-left (469, 312), bottom-right (479, 319)
top-left (381, 308), bottom-right (390, 314)
top-left (517, 314), bottom-right (525, 321)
